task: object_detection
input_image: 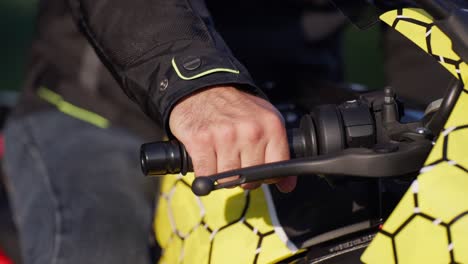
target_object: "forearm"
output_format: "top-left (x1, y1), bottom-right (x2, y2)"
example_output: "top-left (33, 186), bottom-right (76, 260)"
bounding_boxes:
top-left (66, 0), bottom-right (263, 130)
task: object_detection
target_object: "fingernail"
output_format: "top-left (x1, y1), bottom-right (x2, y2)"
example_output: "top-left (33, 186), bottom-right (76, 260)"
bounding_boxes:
top-left (276, 176), bottom-right (297, 193)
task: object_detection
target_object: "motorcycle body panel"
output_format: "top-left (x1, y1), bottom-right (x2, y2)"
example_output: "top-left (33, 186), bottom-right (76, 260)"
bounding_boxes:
top-left (155, 174), bottom-right (300, 264)
top-left (154, 7), bottom-right (468, 264)
top-left (362, 8), bottom-right (468, 264)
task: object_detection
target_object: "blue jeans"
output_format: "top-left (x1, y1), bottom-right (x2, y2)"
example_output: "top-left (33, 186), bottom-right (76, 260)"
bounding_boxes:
top-left (4, 110), bottom-right (157, 264)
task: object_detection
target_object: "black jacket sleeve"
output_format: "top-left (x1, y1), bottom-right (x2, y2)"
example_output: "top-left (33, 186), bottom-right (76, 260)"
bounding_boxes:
top-left (66, 0), bottom-right (264, 131)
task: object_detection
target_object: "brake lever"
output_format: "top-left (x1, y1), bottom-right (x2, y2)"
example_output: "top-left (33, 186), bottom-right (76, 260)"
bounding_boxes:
top-left (191, 140), bottom-right (432, 196)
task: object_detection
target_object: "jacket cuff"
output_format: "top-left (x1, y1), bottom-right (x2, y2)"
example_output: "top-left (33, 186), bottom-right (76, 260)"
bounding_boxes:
top-left (126, 44), bottom-right (265, 136)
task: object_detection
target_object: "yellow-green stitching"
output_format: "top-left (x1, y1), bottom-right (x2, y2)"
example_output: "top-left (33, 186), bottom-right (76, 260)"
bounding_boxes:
top-left (37, 87), bottom-right (110, 129)
top-left (171, 58), bottom-right (240, 80)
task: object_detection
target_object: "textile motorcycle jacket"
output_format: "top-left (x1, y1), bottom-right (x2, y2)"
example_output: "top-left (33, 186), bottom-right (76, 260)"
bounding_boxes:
top-left (67, 0), bottom-right (350, 133)
top-left (12, 0), bottom-right (344, 137)
top-left (67, 0), bottom-right (264, 132)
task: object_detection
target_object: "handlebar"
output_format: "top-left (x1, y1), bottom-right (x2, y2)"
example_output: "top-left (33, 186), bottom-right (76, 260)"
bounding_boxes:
top-left (142, 139), bottom-right (432, 196)
top-left (141, 97), bottom-right (380, 177)
top-left (141, 88), bottom-right (437, 196)
top-left (140, 124), bottom-right (317, 176)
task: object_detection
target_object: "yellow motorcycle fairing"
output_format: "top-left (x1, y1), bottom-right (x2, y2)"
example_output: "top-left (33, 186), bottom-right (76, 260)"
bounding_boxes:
top-left (154, 174), bottom-right (299, 264)
top-left (361, 8), bottom-right (468, 264)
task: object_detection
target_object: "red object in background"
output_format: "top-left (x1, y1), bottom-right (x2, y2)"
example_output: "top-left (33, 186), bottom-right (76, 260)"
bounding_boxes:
top-left (0, 248), bottom-right (13, 264)
top-left (0, 134), bottom-right (10, 264)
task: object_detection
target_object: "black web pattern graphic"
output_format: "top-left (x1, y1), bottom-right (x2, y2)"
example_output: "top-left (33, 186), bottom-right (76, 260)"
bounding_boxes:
top-left (376, 174), bottom-right (468, 264)
top-left (376, 124), bottom-right (468, 264)
top-left (159, 176), bottom-right (277, 264)
top-left (391, 9), bottom-right (467, 92)
top-left (366, 9), bottom-right (468, 264)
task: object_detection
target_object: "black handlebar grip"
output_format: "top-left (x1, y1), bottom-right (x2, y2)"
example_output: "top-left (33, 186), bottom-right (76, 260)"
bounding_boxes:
top-left (140, 115), bottom-right (318, 176)
top-left (140, 140), bottom-right (192, 176)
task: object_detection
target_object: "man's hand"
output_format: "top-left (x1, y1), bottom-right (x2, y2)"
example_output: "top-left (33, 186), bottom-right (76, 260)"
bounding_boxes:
top-left (169, 86), bottom-right (296, 193)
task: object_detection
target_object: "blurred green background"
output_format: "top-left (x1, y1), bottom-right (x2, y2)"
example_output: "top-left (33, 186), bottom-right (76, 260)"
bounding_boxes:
top-left (344, 25), bottom-right (385, 89)
top-left (0, 0), bottom-right (37, 92)
top-left (0, 0), bottom-right (384, 93)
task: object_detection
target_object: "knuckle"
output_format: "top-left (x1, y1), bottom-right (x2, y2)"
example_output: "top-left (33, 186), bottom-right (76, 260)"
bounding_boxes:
top-left (192, 128), bottom-right (213, 145)
top-left (243, 122), bottom-right (264, 142)
top-left (217, 123), bottom-right (237, 142)
top-left (183, 133), bottom-right (213, 160)
top-left (265, 113), bottom-right (284, 129)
